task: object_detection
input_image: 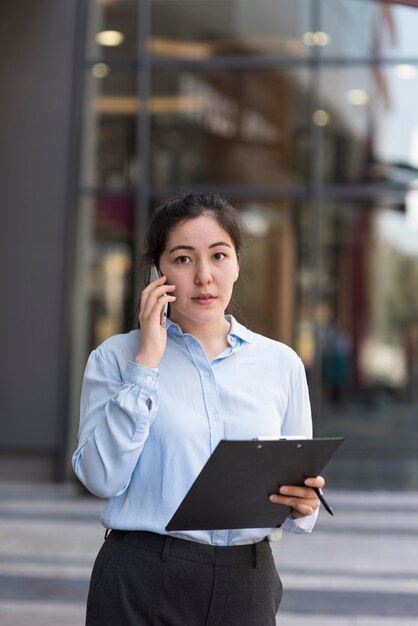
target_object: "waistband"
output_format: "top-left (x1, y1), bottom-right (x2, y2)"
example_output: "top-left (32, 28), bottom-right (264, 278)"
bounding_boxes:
top-left (107, 530), bottom-right (270, 568)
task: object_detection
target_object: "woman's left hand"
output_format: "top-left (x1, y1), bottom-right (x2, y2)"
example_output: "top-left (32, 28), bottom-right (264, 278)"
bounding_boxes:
top-left (269, 475), bottom-right (325, 518)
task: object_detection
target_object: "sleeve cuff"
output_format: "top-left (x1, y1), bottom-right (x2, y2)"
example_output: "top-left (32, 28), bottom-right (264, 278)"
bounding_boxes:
top-left (282, 508), bottom-right (319, 534)
top-left (123, 361), bottom-right (159, 390)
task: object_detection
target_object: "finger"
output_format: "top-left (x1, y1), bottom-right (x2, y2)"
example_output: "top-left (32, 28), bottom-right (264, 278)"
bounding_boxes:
top-left (305, 476), bottom-right (325, 489)
top-left (143, 274), bottom-right (167, 292)
top-left (269, 493), bottom-right (317, 516)
top-left (142, 282), bottom-right (175, 302)
top-left (139, 277), bottom-right (167, 312)
top-left (270, 483), bottom-right (321, 512)
top-left (148, 284), bottom-right (176, 305)
top-left (157, 293), bottom-right (176, 307)
top-left (140, 293), bottom-right (176, 321)
top-left (279, 485), bottom-right (317, 500)
top-left (290, 503), bottom-right (315, 517)
top-left (269, 493), bottom-right (316, 515)
top-left (292, 502), bottom-right (316, 515)
top-left (140, 284), bottom-right (175, 316)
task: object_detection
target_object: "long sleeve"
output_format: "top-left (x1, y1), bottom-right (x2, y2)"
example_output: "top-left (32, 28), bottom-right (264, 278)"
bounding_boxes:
top-left (72, 349), bottom-right (159, 499)
top-left (281, 357), bottom-right (313, 439)
top-left (281, 358), bottom-right (319, 534)
top-left (71, 319), bottom-right (321, 544)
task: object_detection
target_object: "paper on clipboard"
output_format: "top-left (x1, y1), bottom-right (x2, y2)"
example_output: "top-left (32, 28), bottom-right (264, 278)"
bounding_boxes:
top-left (165, 437), bottom-right (344, 531)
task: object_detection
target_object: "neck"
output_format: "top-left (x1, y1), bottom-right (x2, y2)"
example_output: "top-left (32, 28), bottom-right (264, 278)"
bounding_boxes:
top-left (171, 316), bottom-right (231, 357)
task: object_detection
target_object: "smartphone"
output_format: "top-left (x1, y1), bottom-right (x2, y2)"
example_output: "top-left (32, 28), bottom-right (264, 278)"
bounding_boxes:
top-left (150, 263), bottom-right (168, 328)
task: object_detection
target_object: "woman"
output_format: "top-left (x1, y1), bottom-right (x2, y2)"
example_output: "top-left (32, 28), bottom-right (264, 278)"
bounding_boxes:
top-left (73, 192), bottom-right (325, 626)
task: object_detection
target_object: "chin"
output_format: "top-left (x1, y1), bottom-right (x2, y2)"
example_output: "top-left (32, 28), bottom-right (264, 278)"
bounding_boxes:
top-left (172, 307), bottom-right (223, 328)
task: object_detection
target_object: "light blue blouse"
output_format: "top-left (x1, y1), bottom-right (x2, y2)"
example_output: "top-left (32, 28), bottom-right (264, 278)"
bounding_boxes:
top-left (72, 316), bottom-right (318, 545)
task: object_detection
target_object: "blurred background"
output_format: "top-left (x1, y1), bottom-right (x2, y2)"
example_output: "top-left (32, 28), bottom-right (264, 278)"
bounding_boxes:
top-left (1, 1), bottom-right (418, 624)
top-left (1, 0), bottom-right (418, 489)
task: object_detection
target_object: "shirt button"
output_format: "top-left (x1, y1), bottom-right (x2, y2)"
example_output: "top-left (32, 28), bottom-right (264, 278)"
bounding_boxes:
top-left (213, 413), bottom-right (218, 420)
top-left (204, 371), bottom-right (210, 378)
top-left (146, 376), bottom-right (152, 384)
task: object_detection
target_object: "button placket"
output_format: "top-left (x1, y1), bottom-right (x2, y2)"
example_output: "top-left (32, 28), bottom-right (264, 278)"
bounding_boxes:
top-left (183, 335), bottom-right (224, 450)
top-left (200, 368), bottom-right (224, 448)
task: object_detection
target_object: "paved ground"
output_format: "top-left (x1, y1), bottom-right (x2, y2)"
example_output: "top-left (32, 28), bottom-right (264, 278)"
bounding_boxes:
top-left (0, 484), bottom-right (417, 625)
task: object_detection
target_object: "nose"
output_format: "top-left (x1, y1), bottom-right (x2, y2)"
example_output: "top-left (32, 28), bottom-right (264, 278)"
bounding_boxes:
top-left (194, 261), bottom-right (213, 285)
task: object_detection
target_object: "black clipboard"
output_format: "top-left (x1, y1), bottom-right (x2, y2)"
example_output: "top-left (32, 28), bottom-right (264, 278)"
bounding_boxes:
top-left (165, 437), bottom-right (344, 531)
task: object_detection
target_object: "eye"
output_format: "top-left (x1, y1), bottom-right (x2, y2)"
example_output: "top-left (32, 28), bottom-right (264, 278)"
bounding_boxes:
top-left (175, 255), bottom-right (191, 264)
top-left (212, 252), bottom-right (226, 261)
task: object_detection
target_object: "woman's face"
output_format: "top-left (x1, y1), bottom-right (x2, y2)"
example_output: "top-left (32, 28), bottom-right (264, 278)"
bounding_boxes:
top-left (158, 215), bottom-right (239, 333)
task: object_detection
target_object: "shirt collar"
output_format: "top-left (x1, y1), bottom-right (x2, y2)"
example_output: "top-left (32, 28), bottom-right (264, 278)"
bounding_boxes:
top-left (225, 315), bottom-right (253, 344)
top-left (166, 315), bottom-right (253, 344)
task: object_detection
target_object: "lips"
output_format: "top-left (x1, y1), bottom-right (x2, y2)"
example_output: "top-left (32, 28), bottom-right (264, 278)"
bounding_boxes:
top-left (192, 293), bottom-right (217, 304)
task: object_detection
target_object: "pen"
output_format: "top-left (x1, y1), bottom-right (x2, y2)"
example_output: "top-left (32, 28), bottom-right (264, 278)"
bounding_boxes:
top-left (313, 488), bottom-right (334, 516)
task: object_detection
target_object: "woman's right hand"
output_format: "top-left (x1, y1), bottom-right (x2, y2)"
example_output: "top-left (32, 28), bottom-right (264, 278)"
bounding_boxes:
top-left (135, 275), bottom-right (176, 368)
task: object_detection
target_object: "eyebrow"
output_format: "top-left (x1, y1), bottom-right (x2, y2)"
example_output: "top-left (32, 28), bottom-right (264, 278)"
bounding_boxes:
top-left (168, 241), bottom-right (232, 254)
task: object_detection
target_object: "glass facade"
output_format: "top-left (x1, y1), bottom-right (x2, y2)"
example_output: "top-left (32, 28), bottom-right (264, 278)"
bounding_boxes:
top-left (150, 66), bottom-right (310, 187)
top-left (71, 0), bottom-right (418, 488)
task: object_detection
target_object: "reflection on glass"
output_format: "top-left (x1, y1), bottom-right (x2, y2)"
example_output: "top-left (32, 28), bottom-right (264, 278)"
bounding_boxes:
top-left (83, 194), bottom-right (135, 352)
top-left (321, 0), bottom-right (418, 59)
top-left (72, 195), bottom-right (135, 366)
top-left (90, 241), bottom-right (133, 347)
top-left (80, 68), bottom-right (137, 189)
top-left (151, 68), bottom-right (310, 186)
top-left (371, 207), bottom-right (418, 396)
top-left (73, 0), bottom-right (418, 489)
top-left (152, 0), bottom-right (310, 57)
top-left (86, 0), bottom-right (137, 60)
top-left (319, 199), bottom-right (418, 486)
top-left (375, 65), bottom-right (418, 171)
top-left (319, 65), bottom-right (418, 183)
top-left (232, 200), bottom-right (304, 350)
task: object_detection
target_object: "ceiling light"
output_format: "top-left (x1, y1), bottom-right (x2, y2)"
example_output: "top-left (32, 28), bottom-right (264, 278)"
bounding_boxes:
top-left (91, 63), bottom-right (110, 78)
top-left (395, 64), bottom-right (417, 80)
top-left (315, 31), bottom-right (330, 46)
top-left (346, 89), bottom-right (369, 106)
top-left (303, 31), bottom-right (330, 47)
top-left (303, 32), bottom-right (316, 47)
top-left (95, 30), bottom-right (125, 47)
top-left (312, 109), bottom-right (330, 126)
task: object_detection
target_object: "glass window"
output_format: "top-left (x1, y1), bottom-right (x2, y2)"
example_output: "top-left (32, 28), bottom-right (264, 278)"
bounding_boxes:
top-left (71, 0), bottom-right (418, 489)
top-left (150, 68), bottom-right (310, 186)
top-left (80, 67), bottom-right (137, 189)
top-left (76, 61), bottom-right (137, 356)
top-left (86, 0), bottom-right (138, 61)
top-left (317, 65), bottom-right (418, 184)
top-left (75, 194), bottom-right (135, 356)
top-left (234, 199), bottom-right (303, 346)
top-left (151, 0), bottom-right (311, 58)
top-left (321, 0), bottom-right (418, 60)
top-left (319, 198), bottom-right (418, 487)
top-left (374, 64), bottom-right (418, 171)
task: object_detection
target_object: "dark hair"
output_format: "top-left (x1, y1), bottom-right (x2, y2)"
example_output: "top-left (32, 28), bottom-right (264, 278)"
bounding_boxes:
top-left (139, 192), bottom-right (243, 283)
top-left (135, 192), bottom-right (244, 323)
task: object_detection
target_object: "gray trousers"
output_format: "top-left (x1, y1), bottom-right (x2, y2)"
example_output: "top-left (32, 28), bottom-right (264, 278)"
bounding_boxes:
top-left (86, 530), bottom-right (282, 626)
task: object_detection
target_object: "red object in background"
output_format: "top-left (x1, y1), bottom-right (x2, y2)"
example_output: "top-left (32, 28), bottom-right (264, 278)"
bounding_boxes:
top-left (381, 0), bottom-right (418, 8)
top-left (94, 194), bottom-right (135, 235)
